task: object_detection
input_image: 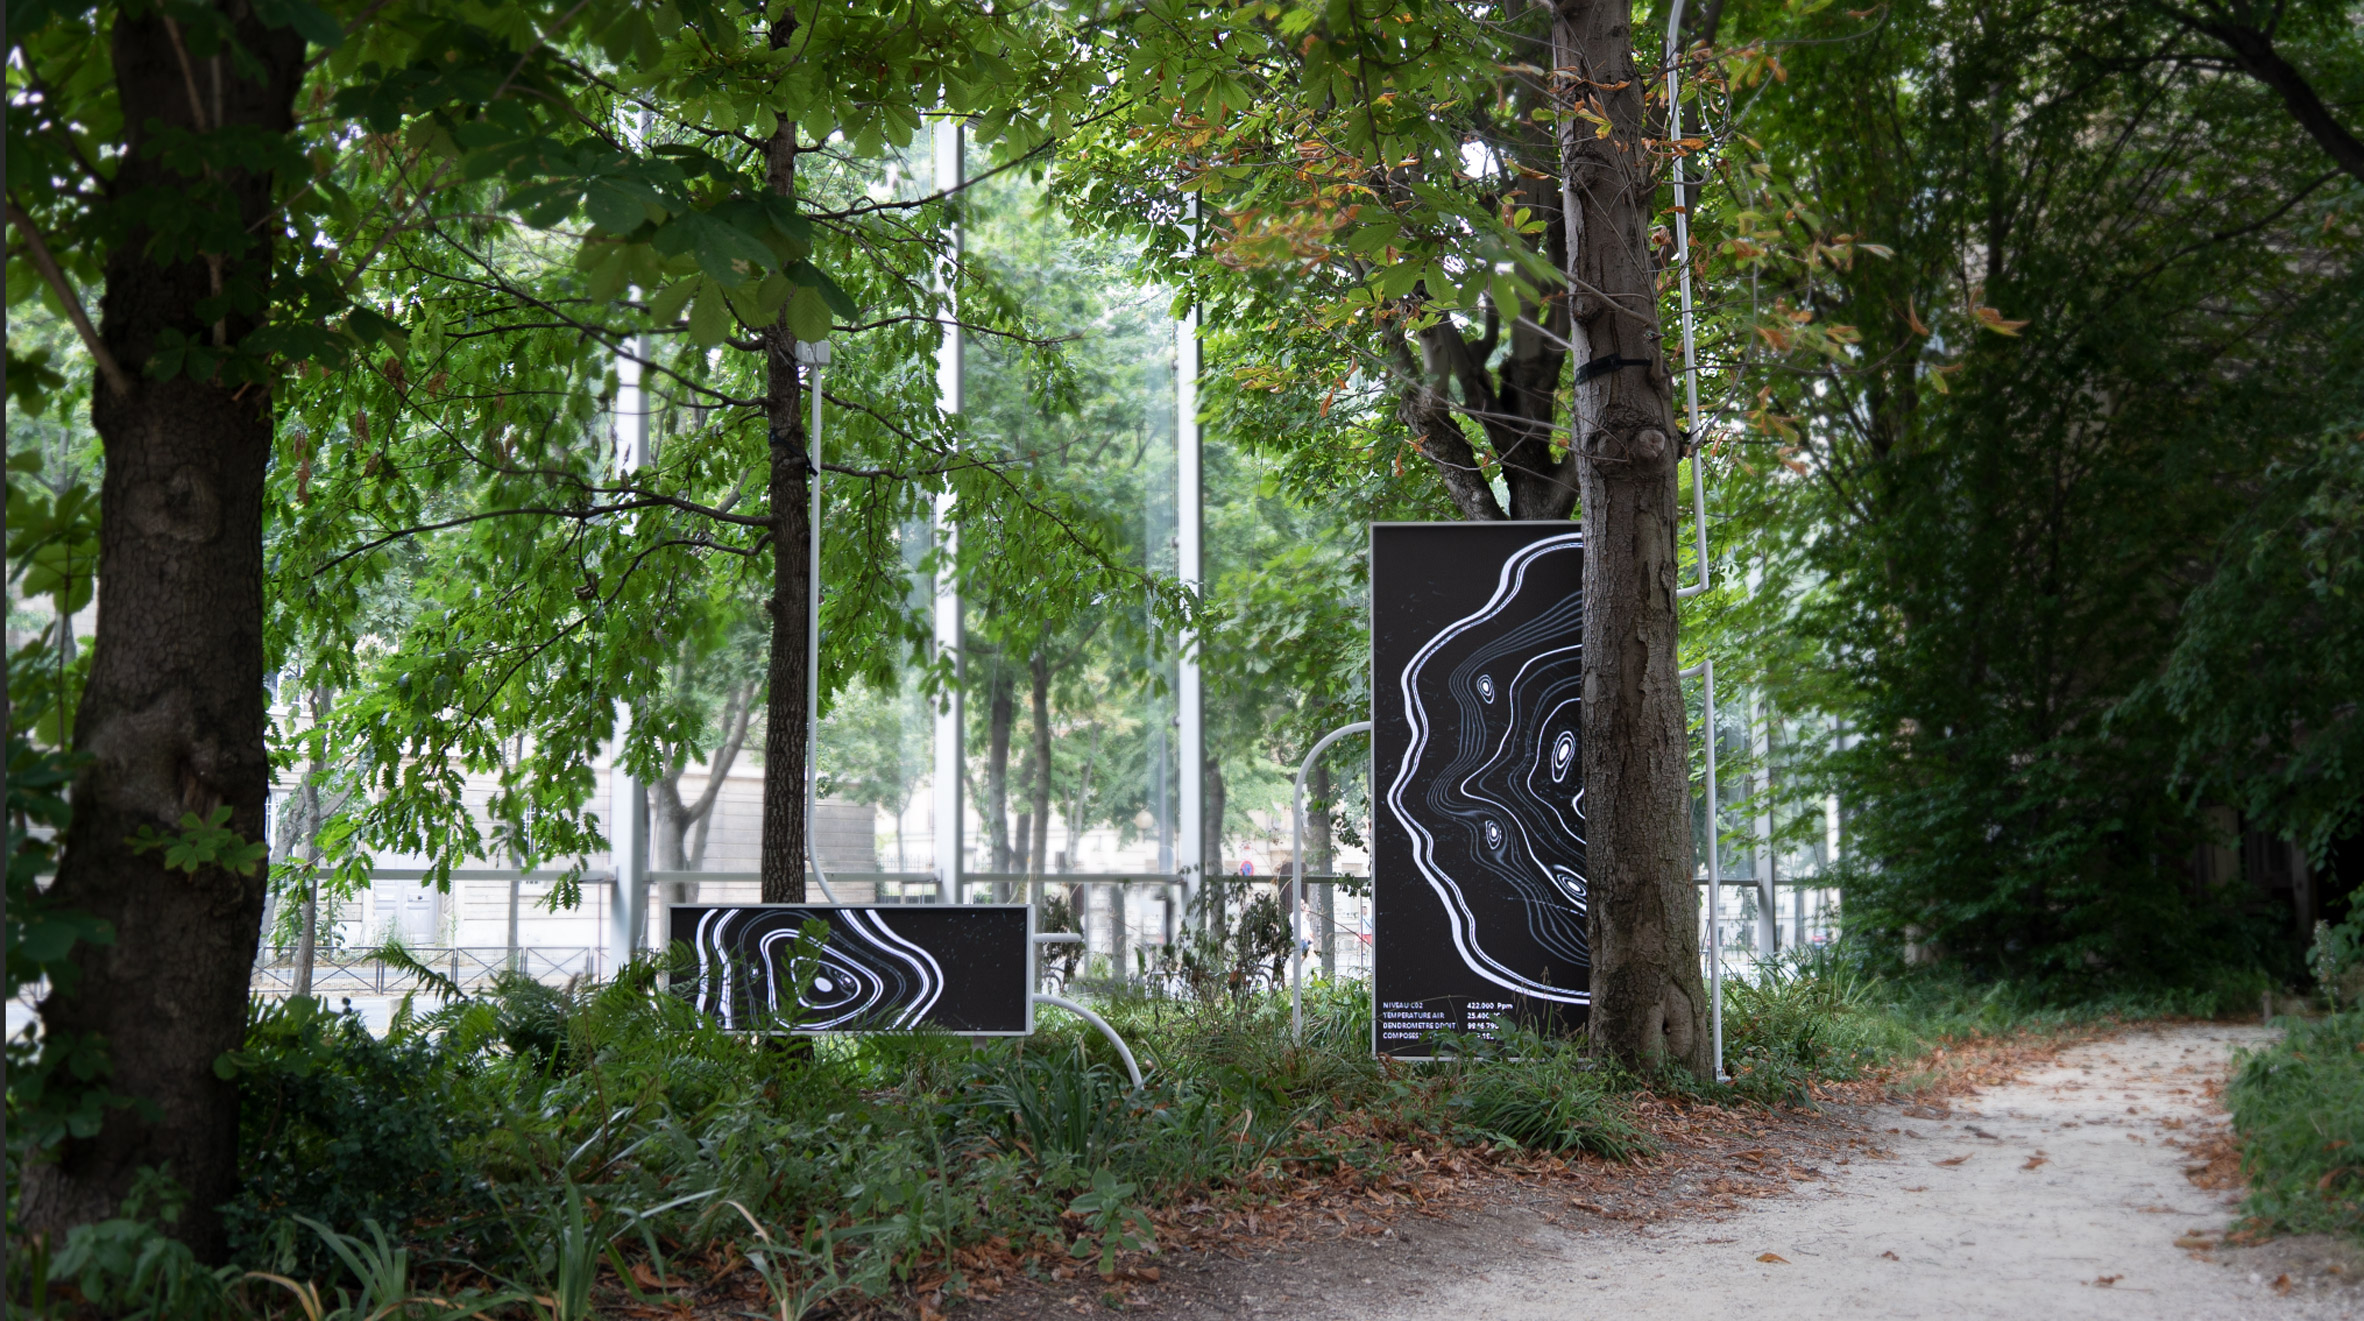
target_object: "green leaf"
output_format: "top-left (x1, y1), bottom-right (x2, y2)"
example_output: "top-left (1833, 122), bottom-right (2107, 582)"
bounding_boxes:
top-left (583, 179), bottom-right (651, 234)
top-left (649, 277), bottom-right (699, 325)
top-left (345, 307), bottom-right (410, 354)
top-left (785, 284), bottom-right (833, 342)
top-left (250, 0), bottom-right (344, 49)
top-left (687, 280), bottom-right (733, 347)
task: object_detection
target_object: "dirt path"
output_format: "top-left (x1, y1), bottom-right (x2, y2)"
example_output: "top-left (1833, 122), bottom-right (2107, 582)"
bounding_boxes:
top-left (973, 1023), bottom-right (2363, 1320)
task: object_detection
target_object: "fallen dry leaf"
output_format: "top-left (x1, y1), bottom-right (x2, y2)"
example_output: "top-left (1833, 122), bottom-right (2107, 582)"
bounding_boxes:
top-left (2273, 1275), bottom-right (2292, 1296)
top-left (1757, 1253), bottom-right (1789, 1264)
top-left (1880, 1250), bottom-right (1900, 1261)
top-left (629, 1261), bottom-right (687, 1291)
top-left (2094, 1275), bottom-right (2122, 1287)
top-left (1902, 1185), bottom-right (1929, 1192)
top-left (2174, 1234), bottom-right (2215, 1250)
top-left (2022, 1155), bottom-right (2049, 1171)
top-left (1933, 1154), bottom-right (1972, 1167)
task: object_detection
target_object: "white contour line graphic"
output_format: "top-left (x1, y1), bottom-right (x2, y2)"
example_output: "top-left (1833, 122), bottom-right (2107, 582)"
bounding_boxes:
top-left (1385, 530), bottom-right (1591, 1005)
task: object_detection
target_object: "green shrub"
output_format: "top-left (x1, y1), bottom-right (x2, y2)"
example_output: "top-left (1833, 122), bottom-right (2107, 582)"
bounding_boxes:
top-left (1721, 947), bottom-right (1915, 1103)
top-left (1446, 1032), bottom-right (1652, 1159)
top-left (2228, 1010), bottom-right (2364, 1241)
top-left (219, 996), bottom-right (479, 1275)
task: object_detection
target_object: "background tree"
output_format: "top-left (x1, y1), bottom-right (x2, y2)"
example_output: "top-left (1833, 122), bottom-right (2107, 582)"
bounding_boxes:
top-left (1061, 0), bottom-right (1715, 1072)
top-left (1688, 0), bottom-right (2364, 988)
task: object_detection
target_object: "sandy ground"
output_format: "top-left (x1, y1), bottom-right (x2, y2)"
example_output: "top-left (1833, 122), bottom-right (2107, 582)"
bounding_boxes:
top-left (971, 1023), bottom-right (2363, 1321)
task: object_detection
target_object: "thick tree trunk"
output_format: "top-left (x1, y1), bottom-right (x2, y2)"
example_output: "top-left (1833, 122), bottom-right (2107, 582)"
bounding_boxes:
top-left (22, 3), bottom-right (305, 1259)
top-left (1556, 0), bottom-right (1711, 1078)
top-left (1028, 649), bottom-right (1052, 876)
top-left (758, 58), bottom-right (814, 903)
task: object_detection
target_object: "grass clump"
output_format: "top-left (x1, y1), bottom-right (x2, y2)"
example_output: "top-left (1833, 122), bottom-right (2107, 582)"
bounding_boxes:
top-left (2228, 1010), bottom-right (2364, 1241)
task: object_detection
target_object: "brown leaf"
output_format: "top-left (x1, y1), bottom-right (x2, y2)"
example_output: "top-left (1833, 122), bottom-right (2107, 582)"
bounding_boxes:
top-left (1972, 304), bottom-right (2029, 336)
top-left (1880, 1251), bottom-right (1900, 1261)
top-left (629, 1262), bottom-right (687, 1291)
top-left (2094, 1275), bottom-right (2122, 1287)
top-left (1757, 1253), bottom-right (1789, 1264)
top-left (2175, 1234), bottom-right (2216, 1250)
top-left (2273, 1274), bottom-right (2292, 1295)
top-left (1933, 1154), bottom-right (1971, 1166)
top-left (2022, 1155), bottom-right (2049, 1171)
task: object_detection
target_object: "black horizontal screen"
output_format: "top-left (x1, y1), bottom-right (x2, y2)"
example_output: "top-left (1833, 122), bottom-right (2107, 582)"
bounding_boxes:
top-left (668, 904), bottom-right (1032, 1034)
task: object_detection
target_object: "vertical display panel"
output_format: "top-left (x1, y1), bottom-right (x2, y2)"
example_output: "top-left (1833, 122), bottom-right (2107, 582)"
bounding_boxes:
top-left (1372, 523), bottom-right (1589, 1057)
top-left (669, 904), bottom-right (1032, 1034)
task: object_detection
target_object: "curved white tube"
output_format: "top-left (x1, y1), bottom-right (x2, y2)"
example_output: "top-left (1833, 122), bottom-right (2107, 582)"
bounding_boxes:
top-left (1291, 720), bottom-right (1373, 1042)
top-left (1030, 993), bottom-right (1144, 1089)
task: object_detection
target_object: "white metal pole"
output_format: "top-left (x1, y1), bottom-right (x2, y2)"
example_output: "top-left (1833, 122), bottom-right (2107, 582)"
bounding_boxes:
top-left (1682, 658), bottom-right (1723, 1078)
top-left (1667, 0), bottom-right (1712, 605)
top-left (610, 337), bottom-right (651, 971)
top-left (1291, 721), bottom-right (1371, 1042)
top-left (1703, 659), bottom-right (1723, 1079)
top-left (931, 116), bottom-right (965, 905)
top-left (800, 342), bottom-right (839, 904)
top-left (1175, 196), bottom-right (1205, 919)
top-left (1751, 687), bottom-right (1778, 956)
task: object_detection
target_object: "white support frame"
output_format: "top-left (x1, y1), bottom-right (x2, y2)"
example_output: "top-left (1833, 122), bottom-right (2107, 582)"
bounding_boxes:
top-left (931, 116), bottom-right (965, 905)
top-left (1175, 202), bottom-right (1205, 915)
top-left (1291, 720), bottom-right (1372, 1041)
top-left (796, 340), bottom-right (840, 904)
top-left (609, 337), bottom-right (652, 974)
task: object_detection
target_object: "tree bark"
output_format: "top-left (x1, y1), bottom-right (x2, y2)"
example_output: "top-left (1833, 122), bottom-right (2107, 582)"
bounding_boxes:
top-left (654, 677), bottom-right (755, 873)
top-left (22, 2), bottom-right (305, 1259)
top-left (2165, 6), bottom-right (2364, 186)
top-left (294, 686), bottom-right (327, 997)
top-left (757, 20), bottom-right (814, 903)
top-left (985, 657), bottom-right (1016, 874)
top-left (1556, 0), bottom-right (1712, 1078)
top-left (1028, 649), bottom-right (1052, 876)
top-left (1204, 758), bottom-right (1227, 879)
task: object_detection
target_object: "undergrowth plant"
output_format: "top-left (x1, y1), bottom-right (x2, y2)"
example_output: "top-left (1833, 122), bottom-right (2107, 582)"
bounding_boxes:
top-left (11, 948), bottom-right (2233, 1317)
top-left (2228, 1010), bottom-right (2364, 1242)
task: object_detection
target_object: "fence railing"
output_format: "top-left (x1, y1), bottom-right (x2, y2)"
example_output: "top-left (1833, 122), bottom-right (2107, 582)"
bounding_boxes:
top-left (224, 871), bottom-right (1833, 1003)
top-left (248, 947), bottom-right (597, 999)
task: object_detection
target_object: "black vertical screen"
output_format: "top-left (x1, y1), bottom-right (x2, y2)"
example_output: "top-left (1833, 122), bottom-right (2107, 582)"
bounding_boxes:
top-left (1371, 523), bottom-right (1589, 1056)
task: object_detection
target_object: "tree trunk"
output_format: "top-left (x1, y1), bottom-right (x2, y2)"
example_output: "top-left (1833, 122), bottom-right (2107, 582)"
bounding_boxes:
top-left (22, 4), bottom-right (305, 1259)
top-left (1204, 759), bottom-right (1227, 881)
top-left (1556, 0), bottom-right (1711, 1078)
top-left (657, 678), bottom-right (755, 878)
top-left (985, 658), bottom-right (1016, 874)
top-left (757, 29), bottom-right (813, 903)
top-left (294, 686), bottom-right (327, 997)
top-left (1028, 649), bottom-right (1052, 876)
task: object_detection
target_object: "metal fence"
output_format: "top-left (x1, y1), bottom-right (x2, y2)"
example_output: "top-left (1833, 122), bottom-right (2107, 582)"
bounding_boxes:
top-left (249, 946), bottom-right (598, 999)
top-left (189, 869), bottom-right (1836, 1007)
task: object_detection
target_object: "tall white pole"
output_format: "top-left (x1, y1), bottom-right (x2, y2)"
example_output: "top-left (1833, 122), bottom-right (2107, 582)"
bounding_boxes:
top-left (1701, 660), bottom-right (1723, 1078)
top-left (1175, 201), bottom-right (1205, 917)
top-left (800, 342), bottom-right (840, 904)
top-left (931, 117), bottom-right (965, 905)
top-left (609, 337), bottom-right (651, 971)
